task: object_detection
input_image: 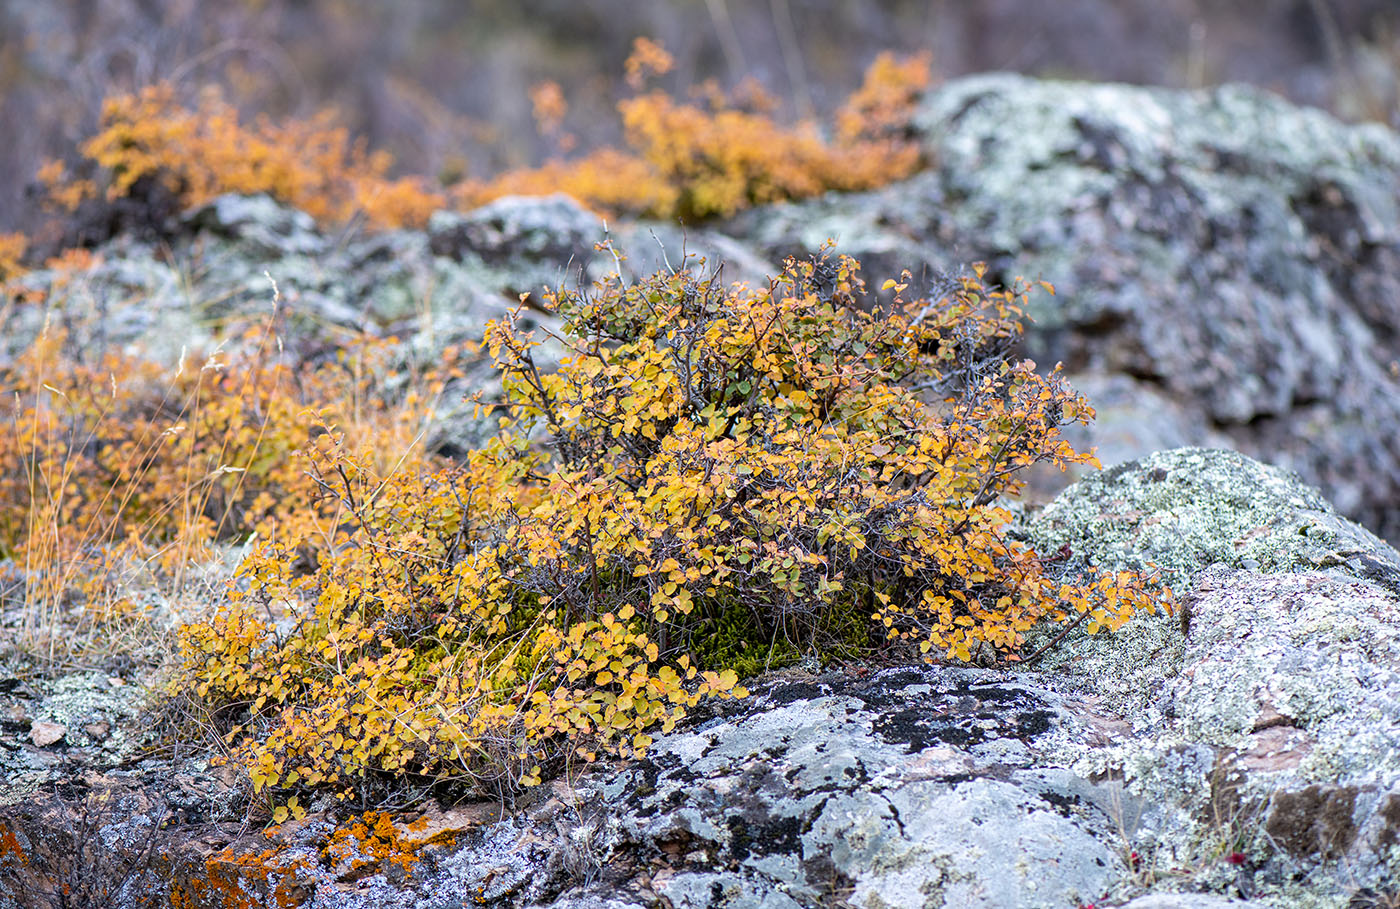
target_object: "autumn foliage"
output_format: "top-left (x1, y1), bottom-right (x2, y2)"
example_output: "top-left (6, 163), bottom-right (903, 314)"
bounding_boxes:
top-left (33, 41), bottom-right (929, 243)
top-left (0, 303), bottom-right (447, 661)
top-left (458, 43), bottom-right (929, 219)
top-left (38, 83), bottom-right (445, 231)
top-left (173, 250), bottom-right (1169, 813)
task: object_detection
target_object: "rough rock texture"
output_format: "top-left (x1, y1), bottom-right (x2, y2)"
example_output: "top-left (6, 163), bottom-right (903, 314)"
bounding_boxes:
top-left (427, 193), bottom-right (608, 296)
top-left (1025, 447), bottom-right (1400, 595)
top-left (0, 671), bottom-right (153, 804)
top-left (1022, 449), bottom-right (1400, 904)
top-left (726, 74), bottom-right (1400, 541)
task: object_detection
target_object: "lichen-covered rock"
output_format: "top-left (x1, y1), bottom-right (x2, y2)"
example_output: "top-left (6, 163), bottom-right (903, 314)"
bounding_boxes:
top-left (727, 74), bottom-right (1400, 542)
top-left (1025, 447), bottom-right (1400, 595)
top-left (1017, 447), bottom-right (1400, 903)
top-left (0, 671), bottom-right (153, 807)
top-left (184, 192), bottom-right (328, 259)
top-left (593, 669), bottom-right (1122, 909)
top-left (1, 192), bottom-right (575, 456)
top-left (427, 193), bottom-right (608, 297)
top-left (1121, 897), bottom-right (1255, 909)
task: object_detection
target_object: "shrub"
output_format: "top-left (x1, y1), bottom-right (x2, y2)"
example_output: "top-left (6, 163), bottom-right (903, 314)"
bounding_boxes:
top-left (175, 250), bottom-right (1170, 814)
top-left (454, 39), bottom-right (928, 219)
top-left (38, 83), bottom-right (444, 232)
top-left (0, 233), bottom-right (26, 283)
top-left (32, 40), bottom-right (927, 251)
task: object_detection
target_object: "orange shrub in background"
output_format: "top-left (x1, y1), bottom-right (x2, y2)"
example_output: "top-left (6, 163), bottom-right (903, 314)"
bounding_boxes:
top-left (0, 233), bottom-right (26, 283)
top-left (456, 40), bottom-right (930, 219)
top-left (458, 148), bottom-right (679, 219)
top-left (39, 84), bottom-right (444, 230)
top-left (836, 50), bottom-right (934, 143)
top-left (31, 40), bottom-right (929, 248)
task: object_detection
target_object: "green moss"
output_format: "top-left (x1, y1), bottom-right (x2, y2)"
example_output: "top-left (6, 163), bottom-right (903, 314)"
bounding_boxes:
top-left (689, 603), bottom-right (802, 677)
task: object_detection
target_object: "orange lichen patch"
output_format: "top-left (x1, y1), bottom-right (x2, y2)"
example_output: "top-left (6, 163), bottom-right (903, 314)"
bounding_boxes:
top-left (169, 847), bottom-right (313, 909)
top-left (0, 824), bottom-right (26, 864)
top-left (323, 810), bottom-right (457, 881)
top-left (43, 83), bottom-right (444, 230)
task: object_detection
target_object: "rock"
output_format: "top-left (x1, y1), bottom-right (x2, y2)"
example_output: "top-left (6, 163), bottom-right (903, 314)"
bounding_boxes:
top-left (594, 669), bottom-right (1121, 909)
top-left (727, 74), bottom-right (1400, 542)
top-left (27, 721), bottom-right (64, 747)
top-left (1121, 897), bottom-right (1257, 909)
top-left (1, 671), bottom-right (154, 805)
top-left (1025, 447), bottom-right (1400, 595)
top-left (613, 220), bottom-right (777, 289)
top-left (1017, 447), bottom-right (1400, 900)
top-left (1024, 372), bottom-right (1236, 500)
top-left (6, 587), bottom-right (1396, 906)
top-left (184, 192), bottom-right (327, 258)
top-left (428, 193), bottom-right (608, 298)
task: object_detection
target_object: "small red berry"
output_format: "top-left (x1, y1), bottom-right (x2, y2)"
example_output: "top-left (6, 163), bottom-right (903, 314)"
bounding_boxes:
top-left (1225, 851), bottom-right (1247, 865)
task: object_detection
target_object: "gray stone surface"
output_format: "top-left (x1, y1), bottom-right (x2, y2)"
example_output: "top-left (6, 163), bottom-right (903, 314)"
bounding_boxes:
top-left (592, 670), bottom-right (1121, 909)
top-left (0, 671), bottom-right (151, 806)
top-left (1019, 448), bottom-right (1400, 905)
top-left (427, 193), bottom-right (608, 298)
top-left (1025, 447), bottom-right (1400, 595)
top-left (1122, 897), bottom-right (1260, 909)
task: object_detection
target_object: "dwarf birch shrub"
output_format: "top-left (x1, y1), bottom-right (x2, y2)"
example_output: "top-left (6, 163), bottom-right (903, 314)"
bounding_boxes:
top-left (176, 251), bottom-right (1170, 813)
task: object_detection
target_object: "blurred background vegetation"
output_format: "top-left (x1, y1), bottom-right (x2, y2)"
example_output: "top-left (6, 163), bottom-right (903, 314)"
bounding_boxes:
top-left (2, 0), bottom-right (1399, 238)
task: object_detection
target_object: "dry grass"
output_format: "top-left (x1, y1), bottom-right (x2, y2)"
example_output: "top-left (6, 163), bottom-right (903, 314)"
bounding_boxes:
top-left (0, 275), bottom-right (451, 677)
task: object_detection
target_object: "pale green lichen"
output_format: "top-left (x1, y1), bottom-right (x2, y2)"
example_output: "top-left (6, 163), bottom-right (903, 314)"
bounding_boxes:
top-left (1018, 449), bottom-right (1400, 903)
top-left (1024, 447), bottom-right (1392, 593)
